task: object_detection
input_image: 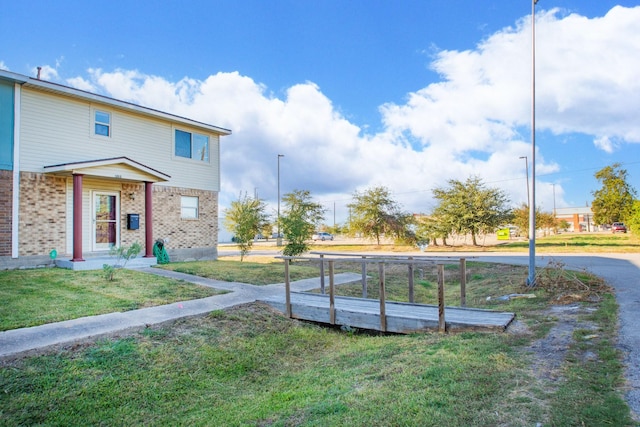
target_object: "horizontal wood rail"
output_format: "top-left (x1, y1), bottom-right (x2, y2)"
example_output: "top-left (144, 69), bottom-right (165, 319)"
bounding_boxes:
top-left (278, 253), bottom-right (474, 333)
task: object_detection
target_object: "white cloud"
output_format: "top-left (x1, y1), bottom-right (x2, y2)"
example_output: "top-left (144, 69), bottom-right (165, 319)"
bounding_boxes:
top-left (66, 76), bottom-right (96, 92)
top-left (0, 61), bottom-right (9, 71)
top-left (53, 5), bottom-right (640, 223)
top-left (594, 136), bottom-right (615, 153)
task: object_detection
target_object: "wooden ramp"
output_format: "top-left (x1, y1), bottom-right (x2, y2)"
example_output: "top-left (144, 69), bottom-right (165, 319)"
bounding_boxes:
top-left (261, 292), bottom-right (515, 334)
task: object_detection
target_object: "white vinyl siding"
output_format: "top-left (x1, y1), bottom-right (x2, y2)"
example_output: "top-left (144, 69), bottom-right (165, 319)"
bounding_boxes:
top-left (19, 88), bottom-right (222, 191)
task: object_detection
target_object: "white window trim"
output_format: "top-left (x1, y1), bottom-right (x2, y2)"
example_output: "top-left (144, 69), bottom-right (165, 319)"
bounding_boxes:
top-left (91, 107), bottom-right (113, 139)
top-left (181, 195), bottom-right (199, 219)
top-left (172, 127), bottom-right (210, 163)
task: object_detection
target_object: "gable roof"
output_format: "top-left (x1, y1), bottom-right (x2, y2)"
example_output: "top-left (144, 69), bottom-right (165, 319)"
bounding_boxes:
top-left (44, 157), bottom-right (171, 183)
top-left (0, 69), bottom-right (231, 136)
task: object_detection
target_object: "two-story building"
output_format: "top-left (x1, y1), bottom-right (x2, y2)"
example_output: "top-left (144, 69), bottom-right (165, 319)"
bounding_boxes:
top-left (0, 69), bottom-right (231, 269)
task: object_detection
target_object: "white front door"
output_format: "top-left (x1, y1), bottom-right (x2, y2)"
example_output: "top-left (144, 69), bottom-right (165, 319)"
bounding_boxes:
top-left (93, 192), bottom-right (120, 251)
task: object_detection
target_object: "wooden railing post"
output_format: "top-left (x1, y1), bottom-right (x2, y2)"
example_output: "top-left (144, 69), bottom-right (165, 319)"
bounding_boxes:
top-left (319, 254), bottom-right (325, 294)
top-left (285, 258), bottom-right (292, 318)
top-left (361, 256), bottom-right (368, 298)
top-left (437, 264), bottom-right (446, 333)
top-left (408, 256), bottom-right (414, 303)
top-left (329, 260), bottom-right (336, 325)
top-left (459, 258), bottom-right (466, 307)
top-left (379, 262), bottom-right (387, 332)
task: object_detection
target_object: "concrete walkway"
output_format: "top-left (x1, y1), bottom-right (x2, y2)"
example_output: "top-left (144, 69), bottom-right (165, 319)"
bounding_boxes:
top-left (0, 268), bottom-right (361, 359)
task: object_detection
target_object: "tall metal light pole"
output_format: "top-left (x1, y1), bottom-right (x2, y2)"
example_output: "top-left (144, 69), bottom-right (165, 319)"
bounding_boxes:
top-left (277, 154), bottom-right (284, 247)
top-left (527, 0), bottom-right (539, 287)
top-left (519, 156), bottom-right (530, 209)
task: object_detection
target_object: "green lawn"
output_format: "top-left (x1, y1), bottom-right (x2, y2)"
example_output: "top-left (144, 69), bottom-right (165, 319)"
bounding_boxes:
top-left (158, 259), bottom-right (326, 285)
top-left (0, 256), bottom-right (634, 425)
top-left (0, 268), bottom-right (222, 331)
top-left (496, 233), bottom-right (640, 253)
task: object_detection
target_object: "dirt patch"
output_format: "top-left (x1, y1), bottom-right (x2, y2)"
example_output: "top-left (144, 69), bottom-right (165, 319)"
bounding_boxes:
top-left (524, 304), bottom-right (599, 382)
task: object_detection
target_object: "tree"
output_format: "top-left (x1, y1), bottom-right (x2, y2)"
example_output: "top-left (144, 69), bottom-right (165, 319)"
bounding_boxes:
top-left (348, 186), bottom-right (410, 245)
top-left (223, 193), bottom-right (269, 261)
top-left (538, 211), bottom-right (558, 236)
top-left (432, 176), bottom-right (512, 246)
top-left (591, 163), bottom-right (637, 226)
top-left (511, 203), bottom-right (550, 238)
top-left (415, 215), bottom-right (451, 247)
top-left (627, 200), bottom-right (640, 235)
top-left (280, 189), bottom-right (326, 257)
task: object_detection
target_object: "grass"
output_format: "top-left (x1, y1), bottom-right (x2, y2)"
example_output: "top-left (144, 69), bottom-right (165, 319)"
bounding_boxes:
top-left (222, 232), bottom-right (640, 254)
top-left (0, 254), bottom-right (635, 425)
top-left (493, 233), bottom-right (640, 253)
top-left (158, 259), bottom-right (327, 285)
top-left (0, 268), bottom-right (223, 331)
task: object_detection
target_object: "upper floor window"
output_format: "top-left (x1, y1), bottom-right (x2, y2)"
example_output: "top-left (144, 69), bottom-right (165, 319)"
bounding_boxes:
top-left (94, 110), bottom-right (111, 137)
top-left (181, 196), bottom-right (199, 219)
top-left (175, 129), bottom-right (209, 162)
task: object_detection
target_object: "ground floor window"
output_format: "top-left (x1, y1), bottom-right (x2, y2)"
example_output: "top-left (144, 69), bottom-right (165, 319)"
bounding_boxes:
top-left (181, 195), bottom-right (199, 219)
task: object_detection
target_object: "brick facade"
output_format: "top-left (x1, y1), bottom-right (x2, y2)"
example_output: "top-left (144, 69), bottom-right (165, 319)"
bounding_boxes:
top-left (152, 185), bottom-right (218, 250)
top-left (7, 174), bottom-right (218, 259)
top-left (120, 183), bottom-right (219, 254)
top-left (0, 170), bottom-right (12, 256)
top-left (18, 172), bottom-right (67, 257)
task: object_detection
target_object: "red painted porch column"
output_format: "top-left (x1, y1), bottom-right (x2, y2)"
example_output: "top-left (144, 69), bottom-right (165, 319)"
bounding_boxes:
top-left (144, 181), bottom-right (154, 258)
top-left (71, 173), bottom-right (85, 262)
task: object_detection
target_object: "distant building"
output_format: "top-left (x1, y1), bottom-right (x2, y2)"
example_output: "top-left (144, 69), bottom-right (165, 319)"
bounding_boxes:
top-left (554, 206), bottom-right (603, 232)
top-left (0, 69), bottom-right (231, 269)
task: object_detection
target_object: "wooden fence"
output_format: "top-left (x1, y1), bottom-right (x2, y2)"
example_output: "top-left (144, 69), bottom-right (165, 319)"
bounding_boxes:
top-left (278, 253), bottom-right (473, 333)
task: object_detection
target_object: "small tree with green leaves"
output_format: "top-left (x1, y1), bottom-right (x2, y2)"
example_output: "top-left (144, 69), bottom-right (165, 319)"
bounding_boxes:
top-left (591, 163), bottom-right (637, 225)
top-left (103, 242), bottom-right (142, 281)
top-left (415, 215), bottom-right (449, 247)
top-left (223, 193), bottom-right (269, 261)
top-left (348, 186), bottom-right (410, 245)
top-left (626, 200), bottom-right (640, 235)
top-left (511, 203), bottom-right (549, 238)
top-left (432, 176), bottom-right (512, 246)
top-left (280, 189), bottom-right (326, 257)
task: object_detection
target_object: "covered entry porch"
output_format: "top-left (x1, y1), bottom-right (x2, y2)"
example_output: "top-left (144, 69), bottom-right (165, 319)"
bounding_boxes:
top-left (44, 157), bottom-right (170, 269)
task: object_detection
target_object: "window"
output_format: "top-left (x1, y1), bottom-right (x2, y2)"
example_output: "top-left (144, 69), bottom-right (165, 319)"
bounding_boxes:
top-left (181, 196), bottom-right (199, 219)
top-left (94, 110), bottom-right (111, 137)
top-left (175, 129), bottom-right (209, 161)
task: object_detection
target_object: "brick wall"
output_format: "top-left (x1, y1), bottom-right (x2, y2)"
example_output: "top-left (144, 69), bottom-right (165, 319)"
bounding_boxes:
top-left (120, 182), bottom-right (146, 248)
top-left (152, 185), bottom-right (218, 250)
top-left (0, 170), bottom-right (12, 256)
top-left (8, 174), bottom-right (218, 259)
top-left (18, 172), bottom-right (67, 256)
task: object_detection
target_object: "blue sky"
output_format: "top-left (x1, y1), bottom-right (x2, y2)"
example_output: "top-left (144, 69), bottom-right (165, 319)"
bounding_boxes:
top-left (2, 1), bottom-right (640, 225)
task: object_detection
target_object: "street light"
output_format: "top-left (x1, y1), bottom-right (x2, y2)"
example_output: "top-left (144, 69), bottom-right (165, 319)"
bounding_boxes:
top-left (527, 0), bottom-right (539, 287)
top-left (519, 156), bottom-right (530, 209)
top-left (277, 154), bottom-right (284, 247)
